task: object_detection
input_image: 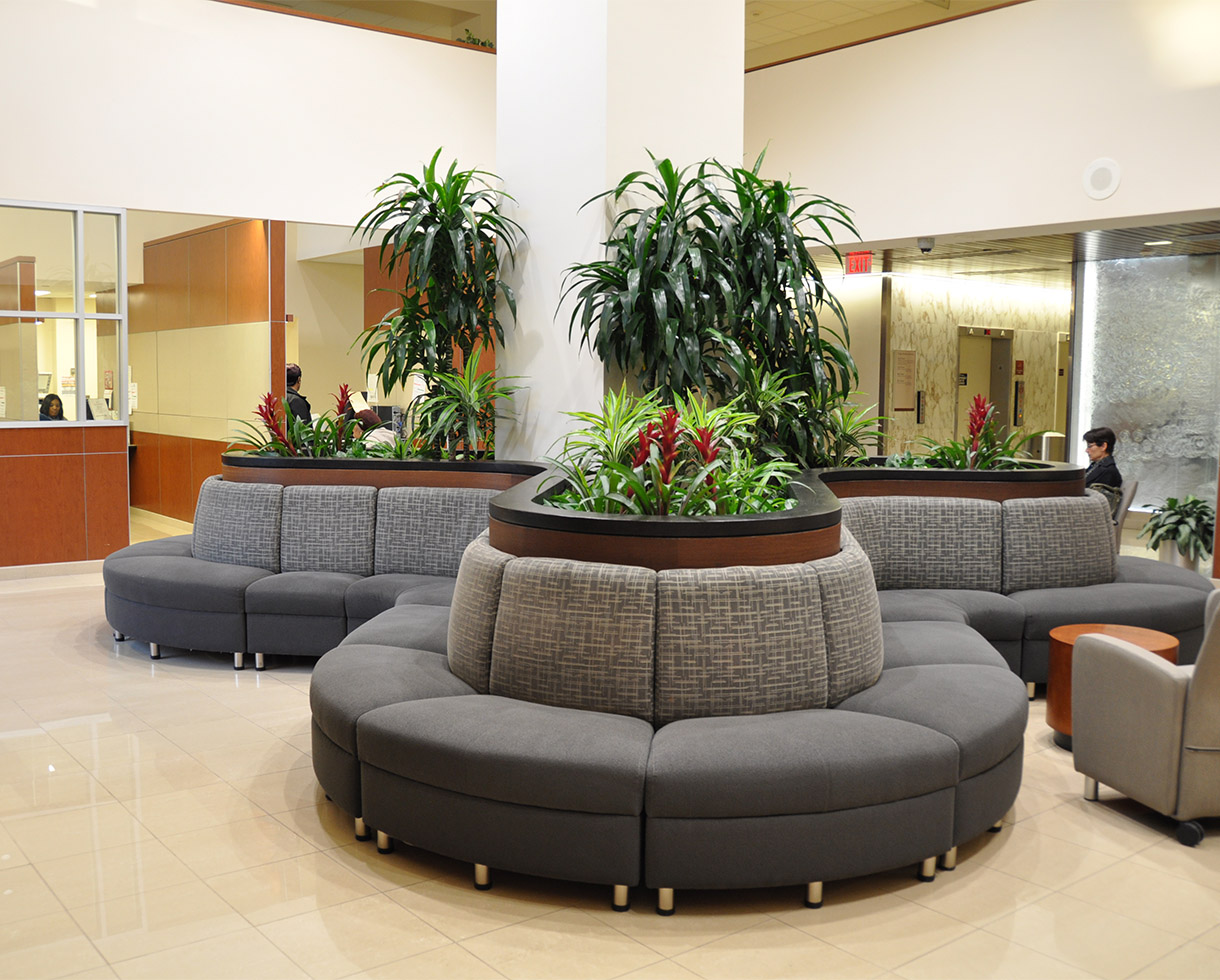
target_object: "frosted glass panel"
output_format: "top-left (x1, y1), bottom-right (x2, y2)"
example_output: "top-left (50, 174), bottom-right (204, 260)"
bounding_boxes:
top-left (1079, 254), bottom-right (1220, 509)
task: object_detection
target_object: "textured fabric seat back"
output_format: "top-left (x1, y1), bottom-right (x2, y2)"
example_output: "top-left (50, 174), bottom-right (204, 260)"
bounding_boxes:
top-left (813, 527), bottom-right (885, 705)
top-left (192, 476), bottom-right (283, 572)
top-left (1001, 491), bottom-right (1116, 594)
top-left (840, 496), bottom-right (1002, 592)
top-left (280, 485), bottom-right (377, 575)
top-left (374, 487), bottom-right (498, 576)
top-left (489, 557), bottom-right (657, 723)
top-left (447, 533), bottom-right (514, 693)
top-left (653, 563), bottom-right (828, 726)
top-left (1179, 589), bottom-right (1220, 819)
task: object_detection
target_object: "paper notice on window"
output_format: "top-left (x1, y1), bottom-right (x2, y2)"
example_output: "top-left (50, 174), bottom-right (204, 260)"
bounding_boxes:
top-left (128, 382), bottom-right (138, 412)
top-left (0, 385), bottom-right (6, 418)
top-left (892, 350), bottom-right (917, 412)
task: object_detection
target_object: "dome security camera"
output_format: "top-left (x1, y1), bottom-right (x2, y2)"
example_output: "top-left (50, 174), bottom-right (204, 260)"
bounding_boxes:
top-left (917, 237), bottom-right (935, 253)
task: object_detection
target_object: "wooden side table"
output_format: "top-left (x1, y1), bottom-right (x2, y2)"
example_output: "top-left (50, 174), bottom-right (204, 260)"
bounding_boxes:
top-left (1046, 623), bottom-right (1179, 749)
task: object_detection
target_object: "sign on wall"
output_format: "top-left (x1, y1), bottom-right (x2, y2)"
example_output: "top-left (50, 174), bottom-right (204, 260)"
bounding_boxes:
top-left (893, 350), bottom-right (917, 411)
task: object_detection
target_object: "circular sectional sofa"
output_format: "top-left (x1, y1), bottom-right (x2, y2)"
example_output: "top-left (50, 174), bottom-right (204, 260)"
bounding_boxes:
top-left (310, 528), bottom-right (1029, 914)
top-left (102, 469), bottom-right (1214, 914)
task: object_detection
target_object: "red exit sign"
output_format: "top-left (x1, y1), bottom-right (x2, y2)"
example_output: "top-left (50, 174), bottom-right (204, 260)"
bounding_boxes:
top-left (846, 250), bottom-right (873, 274)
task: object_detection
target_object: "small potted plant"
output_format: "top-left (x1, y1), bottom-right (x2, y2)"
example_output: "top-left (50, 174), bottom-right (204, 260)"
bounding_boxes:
top-left (1138, 494), bottom-right (1215, 572)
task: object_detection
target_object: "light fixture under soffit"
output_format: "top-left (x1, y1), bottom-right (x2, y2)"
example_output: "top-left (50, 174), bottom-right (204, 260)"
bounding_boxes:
top-left (1143, 240), bottom-right (1173, 246)
top-left (34, 289), bottom-right (50, 296)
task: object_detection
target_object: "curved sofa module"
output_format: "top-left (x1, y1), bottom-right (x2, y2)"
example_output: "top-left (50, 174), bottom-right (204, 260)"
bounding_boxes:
top-left (488, 468), bottom-right (843, 569)
top-left (221, 453), bottom-right (545, 491)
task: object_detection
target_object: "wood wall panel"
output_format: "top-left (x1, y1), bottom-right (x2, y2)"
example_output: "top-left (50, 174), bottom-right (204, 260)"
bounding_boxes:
top-left (228, 220), bottom-right (270, 324)
top-left (84, 426), bottom-right (127, 454)
top-left (190, 438), bottom-right (226, 507)
top-left (189, 228), bottom-right (227, 328)
top-left (0, 452), bottom-right (87, 566)
top-left (268, 221), bottom-right (284, 323)
top-left (363, 246), bottom-right (409, 329)
top-left (146, 238), bottom-right (189, 330)
top-left (129, 430), bottom-right (161, 511)
top-left (1, 425), bottom-right (84, 455)
top-left (85, 451), bottom-right (130, 559)
top-left (158, 434), bottom-right (194, 522)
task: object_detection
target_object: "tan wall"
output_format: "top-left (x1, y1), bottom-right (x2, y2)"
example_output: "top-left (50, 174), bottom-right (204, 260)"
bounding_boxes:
top-left (885, 277), bottom-right (1071, 454)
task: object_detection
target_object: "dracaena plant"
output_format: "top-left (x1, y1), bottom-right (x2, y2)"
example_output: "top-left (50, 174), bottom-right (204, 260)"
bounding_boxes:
top-left (561, 149), bottom-right (860, 468)
top-left (354, 149), bottom-right (524, 391)
top-left (544, 387), bottom-right (797, 516)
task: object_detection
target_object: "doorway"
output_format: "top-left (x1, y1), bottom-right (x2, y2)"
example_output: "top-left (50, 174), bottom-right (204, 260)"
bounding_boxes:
top-left (956, 326), bottom-right (1013, 440)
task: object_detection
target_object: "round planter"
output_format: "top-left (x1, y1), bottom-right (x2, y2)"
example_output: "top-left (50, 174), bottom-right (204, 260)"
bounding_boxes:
top-left (816, 459), bottom-right (1085, 501)
top-left (220, 452), bottom-right (544, 491)
top-left (488, 469), bottom-right (842, 570)
top-left (1157, 541), bottom-right (1203, 574)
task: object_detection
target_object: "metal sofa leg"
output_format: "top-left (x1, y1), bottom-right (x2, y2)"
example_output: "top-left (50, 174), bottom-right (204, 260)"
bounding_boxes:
top-left (656, 887), bottom-right (675, 916)
top-left (234, 652), bottom-right (245, 670)
top-left (354, 817), bottom-right (370, 841)
top-left (1026, 681), bottom-right (1036, 700)
top-left (474, 864), bottom-right (492, 890)
top-left (255, 652), bottom-right (266, 671)
top-left (939, 846), bottom-right (958, 871)
top-left (612, 884), bottom-right (629, 912)
top-left (804, 882), bottom-right (823, 909)
top-left (112, 629), bottom-right (126, 642)
top-left (989, 820), bottom-right (1003, 833)
top-left (1084, 776), bottom-right (1100, 801)
top-left (149, 642), bottom-right (160, 660)
top-left (376, 831), bottom-right (393, 854)
top-left (917, 857), bottom-right (937, 882)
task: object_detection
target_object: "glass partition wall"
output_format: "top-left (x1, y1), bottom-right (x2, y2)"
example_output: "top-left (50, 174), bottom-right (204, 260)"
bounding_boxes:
top-left (0, 201), bottom-right (126, 423)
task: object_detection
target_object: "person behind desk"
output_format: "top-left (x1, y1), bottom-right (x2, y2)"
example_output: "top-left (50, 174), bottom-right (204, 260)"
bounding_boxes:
top-left (1083, 426), bottom-right (1122, 489)
top-left (285, 363), bottom-right (311, 423)
top-left (354, 409), bottom-right (396, 447)
top-left (39, 393), bottom-right (66, 421)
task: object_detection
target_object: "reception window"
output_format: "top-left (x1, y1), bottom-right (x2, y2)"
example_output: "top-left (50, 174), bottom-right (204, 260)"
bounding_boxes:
top-left (0, 201), bottom-right (126, 423)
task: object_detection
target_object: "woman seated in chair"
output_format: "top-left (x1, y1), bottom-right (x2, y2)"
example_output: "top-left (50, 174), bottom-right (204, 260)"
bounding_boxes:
top-left (1083, 426), bottom-right (1122, 489)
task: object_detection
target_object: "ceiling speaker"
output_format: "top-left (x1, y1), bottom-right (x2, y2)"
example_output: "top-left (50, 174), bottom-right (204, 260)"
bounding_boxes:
top-left (1083, 158), bottom-right (1121, 200)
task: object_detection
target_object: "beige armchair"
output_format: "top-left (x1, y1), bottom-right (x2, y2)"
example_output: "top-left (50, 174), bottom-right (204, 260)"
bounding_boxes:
top-left (1072, 589), bottom-right (1220, 846)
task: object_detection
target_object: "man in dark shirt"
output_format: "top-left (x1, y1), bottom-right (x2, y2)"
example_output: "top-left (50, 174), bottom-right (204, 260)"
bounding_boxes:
top-left (1083, 425), bottom-right (1122, 488)
top-left (285, 363), bottom-right (312, 423)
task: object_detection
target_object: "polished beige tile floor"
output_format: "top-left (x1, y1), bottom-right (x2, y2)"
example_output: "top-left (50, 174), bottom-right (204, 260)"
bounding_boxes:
top-left (1, 571), bottom-right (1218, 980)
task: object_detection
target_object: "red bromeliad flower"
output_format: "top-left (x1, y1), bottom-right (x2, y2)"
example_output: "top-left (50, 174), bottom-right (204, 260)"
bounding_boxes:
top-left (632, 423), bottom-right (658, 468)
top-left (656, 408), bottom-right (680, 485)
top-left (690, 424), bottom-right (720, 488)
top-left (334, 384), bottom-right (352, 415)
top-left (968, 394), bottom-right (991, 455)
top-left (255, 393), bottom-right (297, 456)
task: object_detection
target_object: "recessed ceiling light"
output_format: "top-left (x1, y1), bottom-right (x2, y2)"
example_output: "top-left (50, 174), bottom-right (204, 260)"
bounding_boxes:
top-left (1143, 240), bottom-right (1172, 246)
top-left (34, 289), bottom-right (50, 296)
top-left (88, 293), bottom-right (97, 298)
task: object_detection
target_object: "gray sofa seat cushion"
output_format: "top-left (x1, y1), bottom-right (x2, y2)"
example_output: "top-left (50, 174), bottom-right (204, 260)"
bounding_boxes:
top-left (1115, 555), bottom-right (1215, 593)
top-left (841, 496), bottom-right (1002, 592)
top-left (345, 574), bottom-right (455, 622)
top-left (342, 604), bottom-right (451, 654)
top-left (654, 564), bottom-right (827, 726)
top-left (192, 477), bottom-right (282, 572)
top-left (836, 664), bottom-right (1028, 779)
top-left (921, 589), bottom-right (1025, 640)
top-left (1011, 582), bottom-right (1209, 642)
top-left (311, 644), bottom-right (475, 753)
top-left (1001, 492), bottom-right (1116, 593)
top-left (281, 485), bottom-right (376, 575)
top-left (448, 534), bottom-right (514, 694)
top-left (394, 578), bottom-right (457, 607)
top-left (245, 571), bottom-right (361, 617)
top-left (882, 622), bottom-right (1010, 671)
top-left (105, 535), bottom-right (194, 561)
top-left (879, 591), bottom-right (969, 625)
top-left (103, 555), bottom-right (272, 613)
top-left (490, 558), bottom-right (657, 722)
top-left (645, 709), bottom-right (958, 818)
top-left (374, 487), bottom-right (498, 576)
top-left (357, 695), bottom-right (653, 815)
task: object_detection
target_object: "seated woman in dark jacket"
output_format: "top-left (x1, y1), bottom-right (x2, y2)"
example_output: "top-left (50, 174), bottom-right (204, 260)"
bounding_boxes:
top-left (1083, 425), bottom-right (1122, 488)
top-left (39, 393), bottom-right (66, 421)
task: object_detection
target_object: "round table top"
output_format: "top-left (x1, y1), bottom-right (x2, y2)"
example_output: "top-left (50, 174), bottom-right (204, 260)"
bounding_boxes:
top-left (1048, 622), bottom-right (1179, 656)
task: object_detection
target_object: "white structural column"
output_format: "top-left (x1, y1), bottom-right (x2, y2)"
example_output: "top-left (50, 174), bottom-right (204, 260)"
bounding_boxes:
top-left (496, 0), bottom-right (745, 459)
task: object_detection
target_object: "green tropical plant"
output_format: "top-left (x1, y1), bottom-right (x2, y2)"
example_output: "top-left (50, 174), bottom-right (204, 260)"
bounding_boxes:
top-left (1138, 494), bottom-right (1215, 561)
top-left (408, 343), bottom-right (524, 460)
top-left (560, 149), bottom-right (860, 467)
top-left (353, 148), bottom-right (523, 393)
top-left (545, 387), bottom-right (797, 516)
top-left (899, 394), bottom-right (1043, 471)
top-left (229, 386), bottom-right (382, 459)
